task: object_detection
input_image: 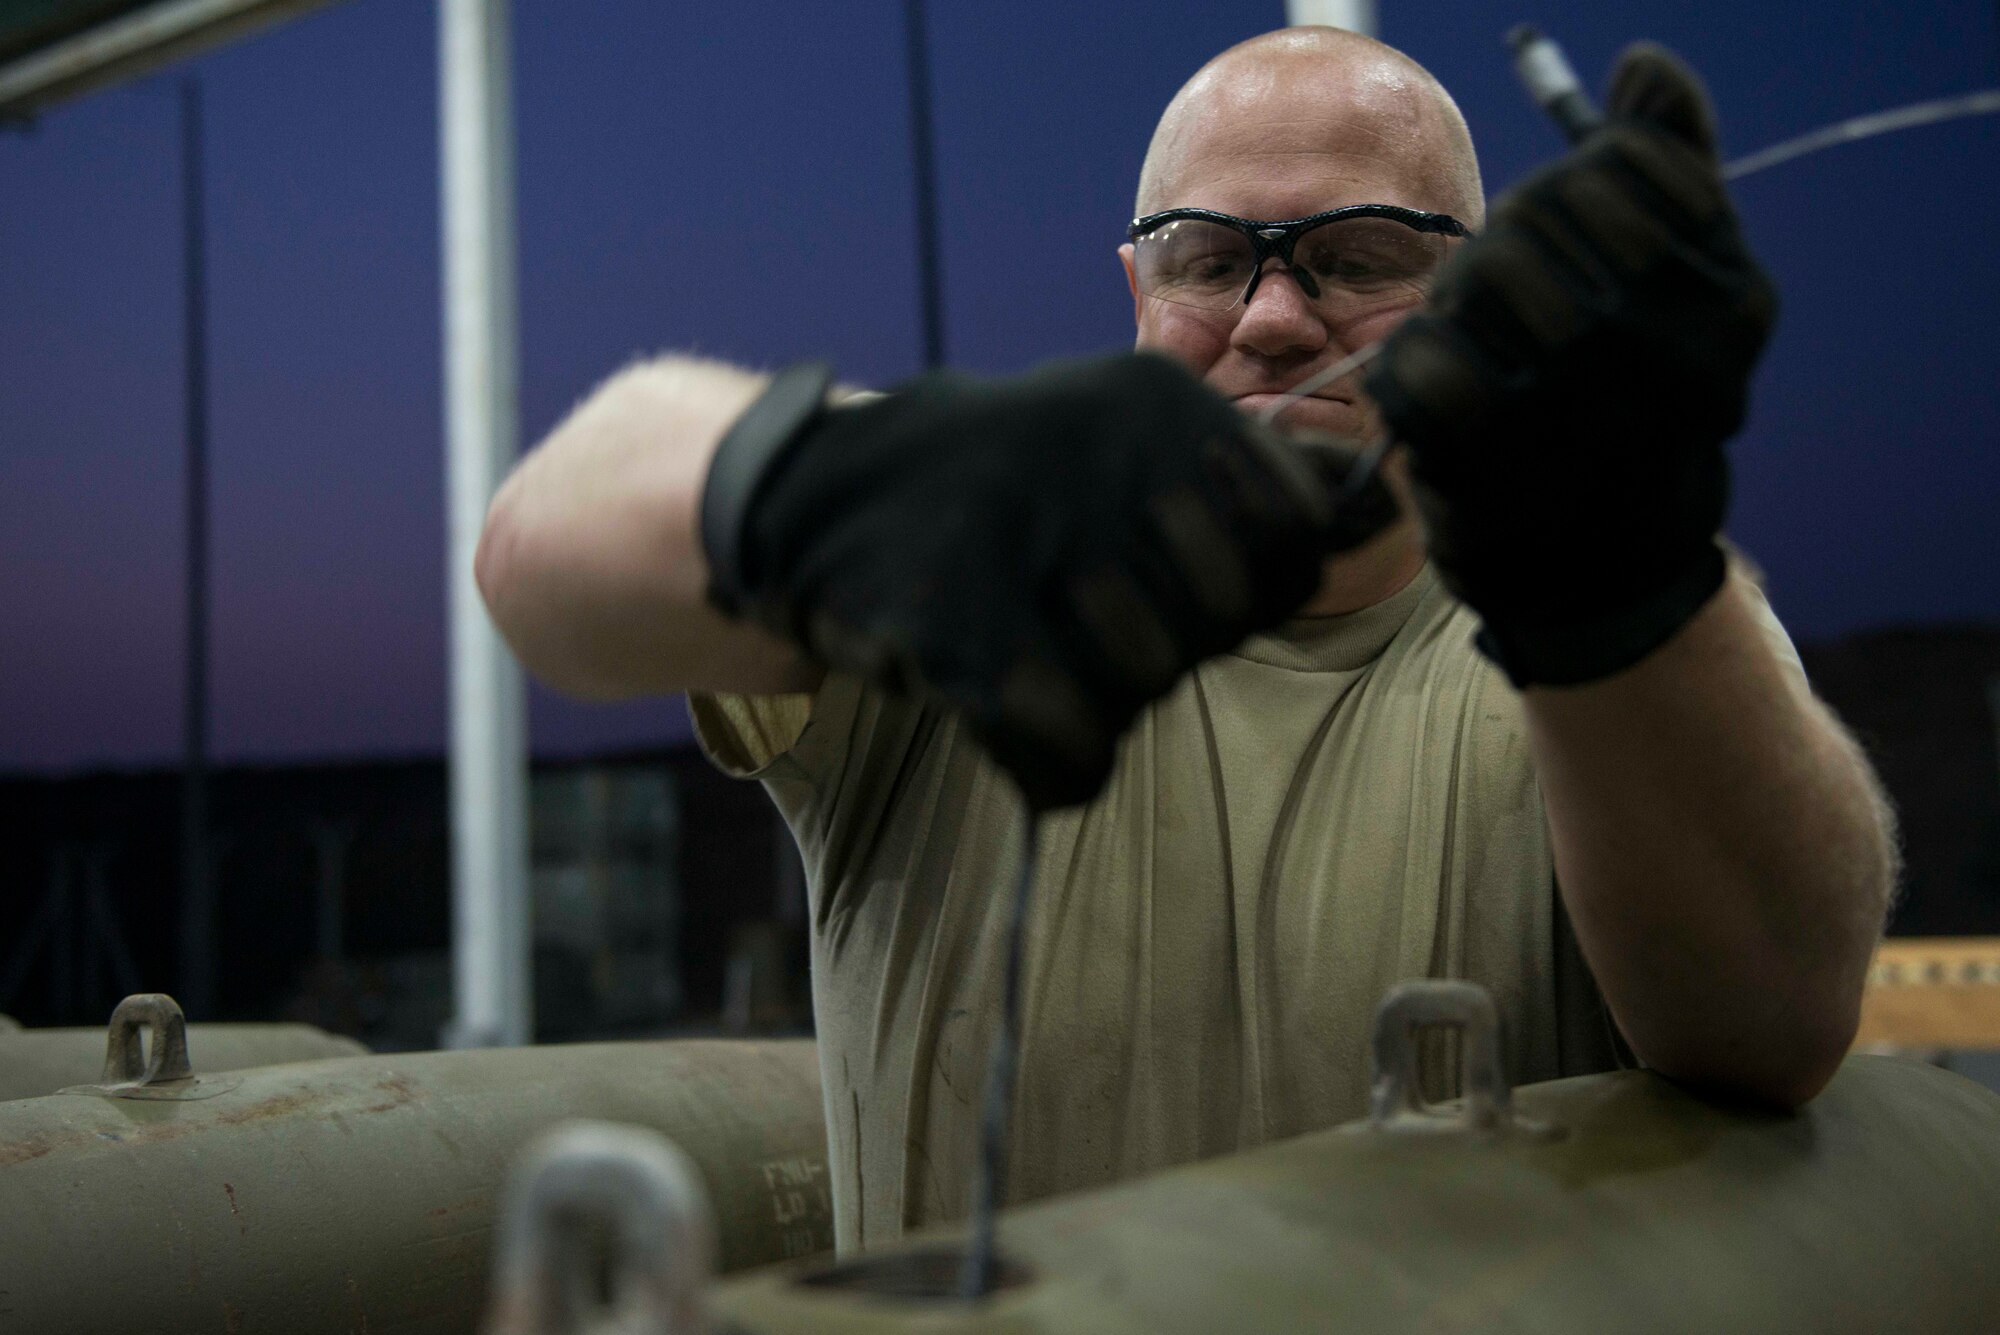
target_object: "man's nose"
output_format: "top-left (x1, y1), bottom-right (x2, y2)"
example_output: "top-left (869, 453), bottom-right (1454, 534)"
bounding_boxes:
top-left (1231, 261), bottom-right (1330, 359)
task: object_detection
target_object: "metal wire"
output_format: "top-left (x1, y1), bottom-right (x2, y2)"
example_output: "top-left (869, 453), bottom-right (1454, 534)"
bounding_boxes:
top-left (958, 813), bottom-right (1040, 1300)
top-left (1723, 88), bottom-right (2000, 181)
top-left (1254, 87), bottom-right (2000, 438)
top-left (1254, 341), bottom-right (1386, 430)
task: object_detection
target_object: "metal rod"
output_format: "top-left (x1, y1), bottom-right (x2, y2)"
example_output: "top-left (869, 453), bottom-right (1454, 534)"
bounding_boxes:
top-left (1506, 25), bottom-right (1603, 144)
top-left (178, 75), bottom-right (215, 1021)
top-left (1283, 0), bottom-right (1378, 36)
top-left (0, 851), bottom-right (66, 1009)
top-left (440, 0), bottom-right (530, 1048)
top-left (902, 0), bottom-right (946, 369)
top-left (310, 821), bottom-right (352, 962)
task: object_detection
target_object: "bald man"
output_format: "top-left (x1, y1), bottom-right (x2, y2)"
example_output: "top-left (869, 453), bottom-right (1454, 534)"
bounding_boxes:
top-left (476, 30), bottom-right (1894, 1251)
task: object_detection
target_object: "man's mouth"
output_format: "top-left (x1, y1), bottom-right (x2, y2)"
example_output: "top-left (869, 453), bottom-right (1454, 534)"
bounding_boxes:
top-left (1230, 390), bottom-right (1354, 410)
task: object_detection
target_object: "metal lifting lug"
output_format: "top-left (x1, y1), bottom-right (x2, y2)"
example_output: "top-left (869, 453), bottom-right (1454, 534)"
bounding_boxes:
top-left (1366, 978), bottom-right (1559, 1139)
top-left (56, 992), bottom-right (240, 1102)
top-left (486, 1121), bottom-right (718, 1335)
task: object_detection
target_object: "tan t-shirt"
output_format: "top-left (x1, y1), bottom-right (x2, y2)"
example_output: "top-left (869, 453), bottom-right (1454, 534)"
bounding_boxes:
top-left (691, 563), bottom-right (1801, 1253)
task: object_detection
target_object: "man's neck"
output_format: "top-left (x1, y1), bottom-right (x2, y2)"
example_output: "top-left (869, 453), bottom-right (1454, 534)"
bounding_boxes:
top-left (1297, 518), bottom-right (1426, 617)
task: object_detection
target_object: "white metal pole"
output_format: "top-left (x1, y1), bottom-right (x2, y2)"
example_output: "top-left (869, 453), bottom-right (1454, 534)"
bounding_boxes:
top-left (440, 0), bottom-right (529, 1048)
top-left (1284, 0), bottom-right (1377, 36)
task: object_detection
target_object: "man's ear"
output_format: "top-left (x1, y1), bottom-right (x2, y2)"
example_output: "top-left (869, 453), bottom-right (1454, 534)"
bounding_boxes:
top-left (1118, 244), bottom-right (1142, 332)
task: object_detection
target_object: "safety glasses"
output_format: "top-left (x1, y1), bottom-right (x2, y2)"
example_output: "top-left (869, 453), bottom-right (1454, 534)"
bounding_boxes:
top-left (1127, 205), bottom-right (1470, 320)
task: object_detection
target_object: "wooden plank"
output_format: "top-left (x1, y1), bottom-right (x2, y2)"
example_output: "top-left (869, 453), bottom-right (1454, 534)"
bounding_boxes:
top-left (1856, 937), bottom-right (2000, 1050)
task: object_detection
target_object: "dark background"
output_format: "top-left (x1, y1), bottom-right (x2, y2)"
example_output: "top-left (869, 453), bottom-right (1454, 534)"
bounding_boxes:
top-left (2, 1), bottom-right (1996, 1030)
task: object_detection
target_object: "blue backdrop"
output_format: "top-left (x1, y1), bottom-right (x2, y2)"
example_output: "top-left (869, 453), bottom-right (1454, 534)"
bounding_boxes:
top-left (2, 0), bottom-right (1994, 770)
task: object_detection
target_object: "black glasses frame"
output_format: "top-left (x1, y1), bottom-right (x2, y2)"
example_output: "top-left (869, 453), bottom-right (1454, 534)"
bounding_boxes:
top-left (1126, 204), bottom-right (1472, 306)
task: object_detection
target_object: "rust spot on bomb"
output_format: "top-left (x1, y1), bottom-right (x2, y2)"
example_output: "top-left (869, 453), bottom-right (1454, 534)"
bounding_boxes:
top-left (362, 1074), bottom-right (421, 1115)
top-left (0, 1083), bottom-right (413, 1169)
top-left (426, 1195), bottom-right (484, 1221)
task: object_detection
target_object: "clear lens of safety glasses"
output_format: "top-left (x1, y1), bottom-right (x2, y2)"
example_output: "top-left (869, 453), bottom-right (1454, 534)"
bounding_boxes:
top-left (1133, 216), bottom-right (1453, 320)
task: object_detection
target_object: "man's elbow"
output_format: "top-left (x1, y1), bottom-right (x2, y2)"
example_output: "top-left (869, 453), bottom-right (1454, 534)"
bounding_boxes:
top-left (473, 486), bottom-right (516, 618)
top-left (474, 482), bottom-right (535, 655)
top-left (1642, 1002), bottom-right (1860, 1112)
top-left (1685, 1040), bottom-right (1850, 1113)
top-left (473, 487), bottom-right (624, 701)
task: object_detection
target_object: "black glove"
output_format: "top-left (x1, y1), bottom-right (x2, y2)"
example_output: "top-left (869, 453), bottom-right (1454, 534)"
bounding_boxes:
top-left (702, 351), bottom-right (1399, 811)
top-left (1364, 44), bottom-right (1777, 688)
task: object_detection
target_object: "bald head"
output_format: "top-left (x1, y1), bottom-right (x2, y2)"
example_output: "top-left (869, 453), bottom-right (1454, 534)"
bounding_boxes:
top-left (1135, 27), bottom-right (1483, 227)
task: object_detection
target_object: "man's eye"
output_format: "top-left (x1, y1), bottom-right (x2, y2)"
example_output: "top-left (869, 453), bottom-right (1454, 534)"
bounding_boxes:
top-left (1172, 253), bottom-right (1246, 283)
top-left (1310, 251), bottom-right (1421, 287)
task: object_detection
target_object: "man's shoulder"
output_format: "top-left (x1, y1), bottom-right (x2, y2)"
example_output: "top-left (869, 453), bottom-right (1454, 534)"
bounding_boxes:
top-left (687, 690), bottom-right (819, 779)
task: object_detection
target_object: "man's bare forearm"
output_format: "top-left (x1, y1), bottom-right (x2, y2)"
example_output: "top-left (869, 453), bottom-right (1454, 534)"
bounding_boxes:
top-left (1524, 577), bottom-right (1895, 1107)
top-left (476, 355), bottom-right (822, 698)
